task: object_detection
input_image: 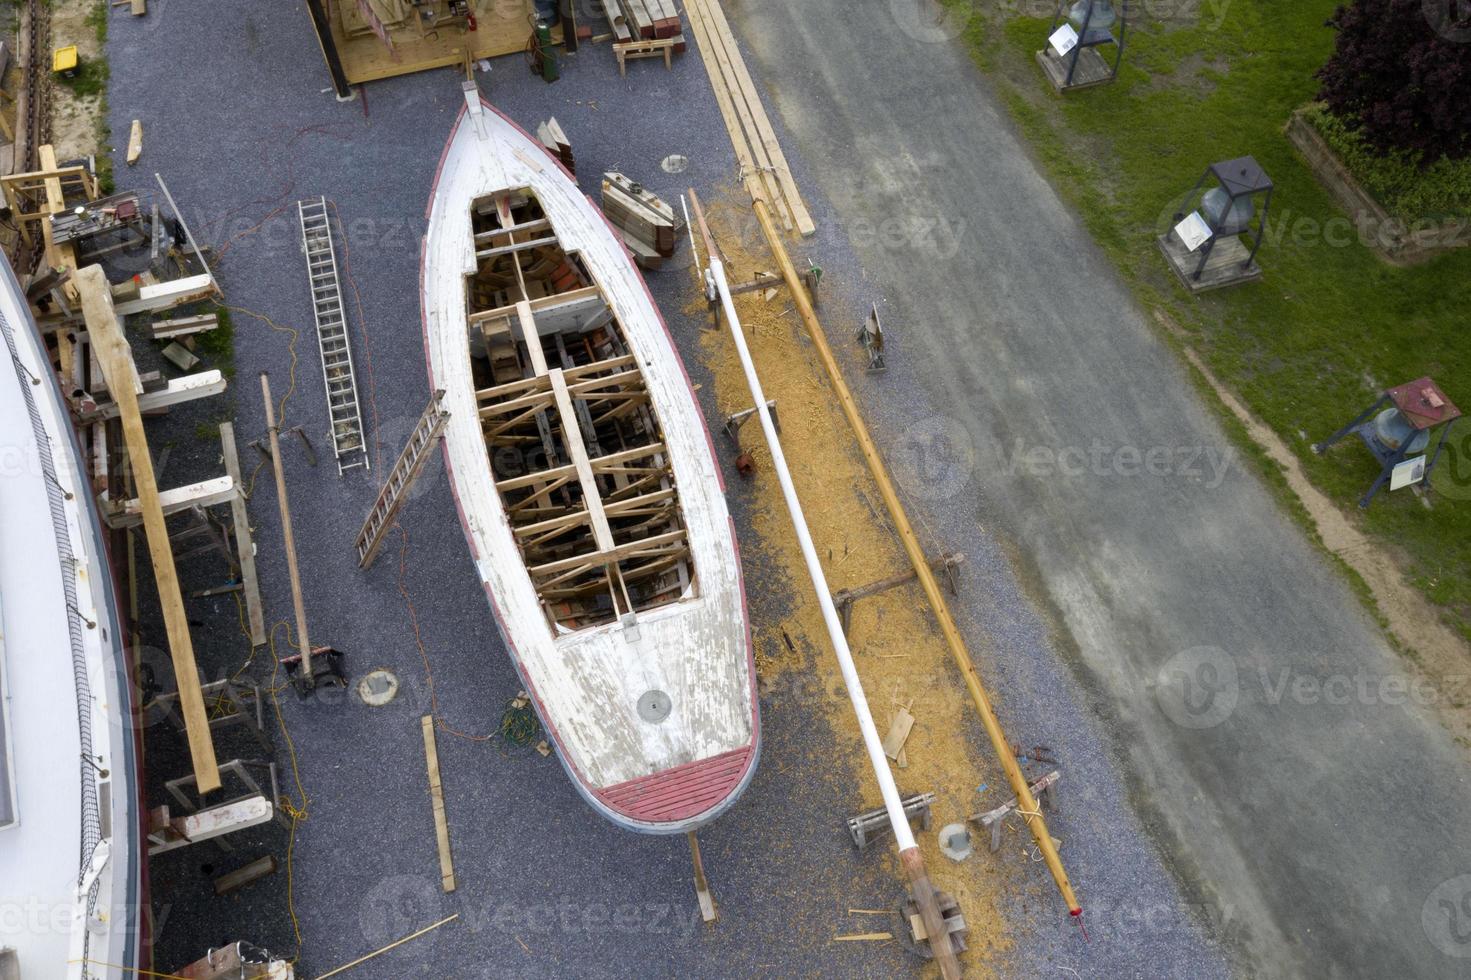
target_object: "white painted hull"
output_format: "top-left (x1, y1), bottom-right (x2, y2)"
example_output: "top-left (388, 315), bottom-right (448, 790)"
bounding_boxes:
top-left (0, 254), bottom-right (142, 977)
top-left (422, 99), bottom-right (758, 834)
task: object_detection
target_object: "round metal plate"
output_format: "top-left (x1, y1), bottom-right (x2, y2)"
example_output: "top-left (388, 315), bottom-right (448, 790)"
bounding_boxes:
top-left (637, 689), bottom-right (672, 723)
top-left (358, 669), bottom-right (400, 707)
top-left (660, 154), bottom-right (690, 174)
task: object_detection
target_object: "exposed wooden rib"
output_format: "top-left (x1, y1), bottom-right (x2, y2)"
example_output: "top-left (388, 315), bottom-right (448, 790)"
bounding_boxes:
top-left (549, 368), bottom-right (614, 552)
top-left (475, 353), bottom-right (636, 404)
top-left (507, 475), bottom-right (574, 513)
top-left (496, 441), bottom-right (666, 492)
top-left (528, 528), bottom-right (687, 580)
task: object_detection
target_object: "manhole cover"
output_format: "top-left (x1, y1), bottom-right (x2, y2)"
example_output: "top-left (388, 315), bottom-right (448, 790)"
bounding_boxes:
top-left (660, 154), bottom-right (689, 174)
top-left (637, 689), bottom-right (672, 723)
top-left (358, 669), bottom-right (400, 707)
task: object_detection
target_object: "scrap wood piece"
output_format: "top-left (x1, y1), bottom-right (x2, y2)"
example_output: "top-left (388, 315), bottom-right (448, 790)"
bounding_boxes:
top-left (78, 264), bottom-right (221, 793)
top-left (315, 913), bottom-right (460, 980)
top-left (421, 715), bottom-right (456, 892)
top-left (126, 119), bottom-right (142, 165)
top-left (834, 932), bottom-right (893, 942)
top-left (882, 705), bottom-right (914, 761)
top-left (212, 855), bottom-right (278, 896)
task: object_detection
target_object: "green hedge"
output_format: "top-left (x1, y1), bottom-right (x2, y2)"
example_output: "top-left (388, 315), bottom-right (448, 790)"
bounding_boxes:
top-left (1303, 104), bottom-right (1471, 222)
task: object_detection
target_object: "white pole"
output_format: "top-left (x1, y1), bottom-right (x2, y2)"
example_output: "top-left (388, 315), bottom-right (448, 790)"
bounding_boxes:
top-left (706, 255), bottom-right (916, 851)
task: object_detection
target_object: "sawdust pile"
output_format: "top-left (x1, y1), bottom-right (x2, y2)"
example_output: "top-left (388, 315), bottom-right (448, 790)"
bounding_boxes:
top-left (692, 195), bottom-right (1038, 970)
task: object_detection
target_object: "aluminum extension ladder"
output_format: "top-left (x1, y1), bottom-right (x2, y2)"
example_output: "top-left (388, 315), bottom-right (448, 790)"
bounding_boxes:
top-left (297, 197), bottom-right (368, 475)
top-left (355, 390), bottom-right (450, 569)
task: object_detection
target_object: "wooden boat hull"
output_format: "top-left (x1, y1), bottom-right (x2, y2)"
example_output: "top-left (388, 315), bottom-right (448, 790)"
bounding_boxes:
top-left (422, 97), bottom-right (758, 834)
top-left (0, 254), bottom-right (142, 977)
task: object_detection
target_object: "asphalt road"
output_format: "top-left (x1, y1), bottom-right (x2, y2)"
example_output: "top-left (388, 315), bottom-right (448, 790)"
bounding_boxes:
top-left (724, 2), bottom-right (1471, 977)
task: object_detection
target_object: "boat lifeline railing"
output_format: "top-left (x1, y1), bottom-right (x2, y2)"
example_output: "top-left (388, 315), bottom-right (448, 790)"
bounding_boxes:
top-left (0, 302), bottom-right (104, 945)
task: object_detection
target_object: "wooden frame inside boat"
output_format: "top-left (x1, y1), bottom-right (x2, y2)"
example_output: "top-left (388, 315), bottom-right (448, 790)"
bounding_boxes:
top-left (467, 188), bottom-right (695, 633)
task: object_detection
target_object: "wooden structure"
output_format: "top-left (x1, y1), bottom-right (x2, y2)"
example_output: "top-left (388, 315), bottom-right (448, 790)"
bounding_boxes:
top-left (970, 770), bottom-right (1061, 852)
top-left (78, 264), bottom-right (221, 793)
top-left (1157, 230), bottom-right (1263, 293)
top-left (684, 0), bottom-right (814, 236)
top-left (423, 95), bottom-right (757, 834)
top-left (304, 0), bottom-right (560, 96)
top-left (600, 171), bottom-right (680, 269)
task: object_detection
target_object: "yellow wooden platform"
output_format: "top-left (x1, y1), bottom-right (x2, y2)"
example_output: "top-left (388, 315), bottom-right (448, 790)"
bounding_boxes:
top-left (330, 0), bottom-right (562, 85)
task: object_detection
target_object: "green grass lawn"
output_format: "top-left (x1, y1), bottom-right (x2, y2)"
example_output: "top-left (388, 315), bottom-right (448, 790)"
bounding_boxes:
top-left (950, 2), bottom-right (1471, 641)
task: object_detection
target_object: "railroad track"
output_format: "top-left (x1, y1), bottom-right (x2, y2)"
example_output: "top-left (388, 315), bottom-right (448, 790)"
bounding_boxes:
top-left (9, 0), bottom-right (52, 274)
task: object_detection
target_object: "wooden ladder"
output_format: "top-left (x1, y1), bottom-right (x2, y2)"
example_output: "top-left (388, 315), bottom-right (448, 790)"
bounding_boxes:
top-left (355, 390), bottom-right (450, 569)
top-left (297, 197), bottom-right (369, 476)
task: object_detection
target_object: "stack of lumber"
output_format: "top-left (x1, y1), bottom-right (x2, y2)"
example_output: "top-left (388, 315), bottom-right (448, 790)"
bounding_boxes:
top-left (600, 0), bottom-right (686, 51)
top-left (601, 172), bottom-right (681, 270)
top-left (684, 0), bottom-right (815, 236)
top-left (536, 118), bottom-right (575, 175)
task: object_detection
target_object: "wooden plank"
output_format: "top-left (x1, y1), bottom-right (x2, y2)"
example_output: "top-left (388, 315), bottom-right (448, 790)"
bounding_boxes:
top-left (220, 422), bottom-right (267, 647)
top-left (78, 264), bottom-right (220, 793)
top-left (680, 0), bottom-right (790, 230)
top-left (548, 368), bottom-right (614, 552)
top-left (882, 706), bottom-right (915, 761)
top-left (131, 0), bottom-right (146, 14)
top-left (213, 855), bottom-right (278, 896)
top-left (150, 313), bottom-right (219, 339)
top-left (495, 441), bottom-right (666, 492)
top-left (421, 716), bottom-right (456, 893)
top-left (106, 475), bottom-right (237, 528)
top-left (82, 370), bottom-right (227, 421)
top-left (113, 273), bottom-right (217, 316)
top-left (515, 300), bottom-right (548, 376)
top-left (693, 0), bottom-right (815, 236)
top-left (126, 119), bottom-right (143, 165)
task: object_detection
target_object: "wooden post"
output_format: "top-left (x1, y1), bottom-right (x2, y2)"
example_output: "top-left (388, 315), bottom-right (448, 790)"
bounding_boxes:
top-left (77, 265), bottom-right (221, 794)
top-left (687, 831), bottom-right (716, 923)
top-left (259, 373), bottom-right (313, 684)
top-left (219, 422), bottom-right (266, 646)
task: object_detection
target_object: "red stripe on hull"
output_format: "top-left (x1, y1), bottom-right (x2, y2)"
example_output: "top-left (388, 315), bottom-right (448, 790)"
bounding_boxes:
top-left (594, 746), bottom-right (755, 824)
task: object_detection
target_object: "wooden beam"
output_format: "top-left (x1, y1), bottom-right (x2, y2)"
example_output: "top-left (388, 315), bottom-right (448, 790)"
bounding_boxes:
top-left (220, 422), bottom-right (267, 647)
top-left (421, 716), bottom-right (456, 893)
top-left (260, 373), bottom-right (313, 683)
top-left (515, 300), bottom-right (548, 376)
top-left (496, 442), bottom-right (667, 492)
top-left (81, 371), bottom-right (227, 421)
top-left (113, 273), bottom-right (217, 316)
top-left (105, 475), bottom-right (237, 528)
top-left (548, 368), bottom-right (614, 551)
top-left (77, 265), bottom-right (220, 793)
top-left (528, 528), bottom-right (686, 579)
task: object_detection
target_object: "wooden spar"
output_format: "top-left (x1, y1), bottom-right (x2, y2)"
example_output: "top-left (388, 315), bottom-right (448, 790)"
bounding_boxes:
top-left (688, 194), bottom-right (959, 978)
top-left (739, 192), bottom-right (1083, 919)
top-left (259, 373), bottom-right (313, 684)
top-left (421, 715), bottom-right (456, 892)
top-left (76, 265), bottom-right (221, 793)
